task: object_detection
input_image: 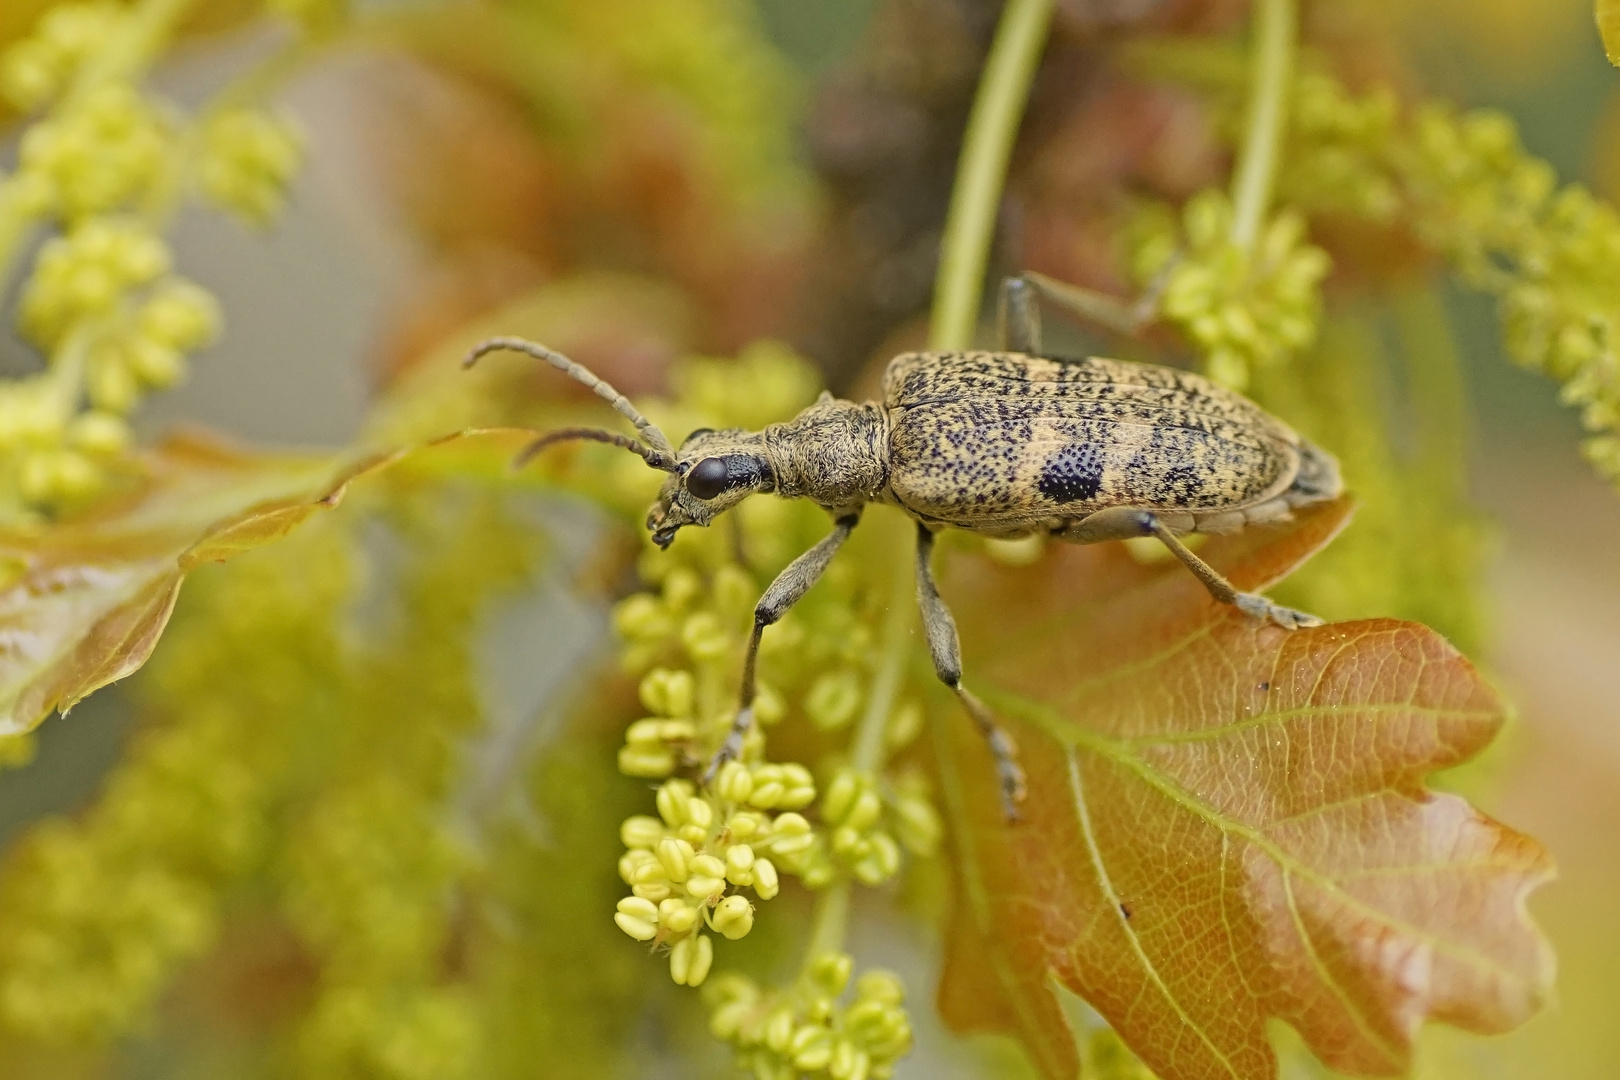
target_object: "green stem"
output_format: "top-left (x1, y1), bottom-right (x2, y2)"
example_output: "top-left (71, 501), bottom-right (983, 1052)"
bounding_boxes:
top-left (1229, 0), bottom-right (1297, 251)
top-left (928, 0), bottom-right (1055, 351)
top-left (803, 526), bottom-right (914, 966)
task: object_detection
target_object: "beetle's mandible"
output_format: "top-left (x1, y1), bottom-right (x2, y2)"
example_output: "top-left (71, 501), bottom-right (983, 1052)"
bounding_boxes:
top-left (465, 276), bottom-right (1343, 819)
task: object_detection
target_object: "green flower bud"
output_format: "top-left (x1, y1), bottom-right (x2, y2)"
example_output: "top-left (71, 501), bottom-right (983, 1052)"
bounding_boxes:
top-left (669, 932), bottom-right (712, 986)
top-left (746, 764), bottom-right (785, 809)
top-left (620, 849), bottom-right (658, 882)
top-left (659, 898), bottom-right (699, 934)
top-left (656, 779), bottom-right (696, 827)
top-left (618, 746), bottom-right (676, 778)
top-left (681, 611), bottom-right (730, 660)
top-left (137, 281), bottom-right (220, 352)
top-left (767, 813), bottom-right (813, 855)
top-left (715, 760), bottom-right (753, 803)
top-left (751, 856), bottom-right (779, 899)
top-left (752, 679), bottom-right (786, 724)
top-left (764, 1007), bottom-right (796, 1053)
top-left (660, 566), bottom-right (702, 610)
top-left (777, 763), bottom-right (815, 809)
top-left (823, 768), bottom-right (860, 824)
top-left (659, 835), bottom-right (701, 884)
top-left (639, 667), bottom-right (694, 717)
top-left (684, 797), bottom-right (713, 830)
top-left (66, 410), bottom-right (128, 456)
top-left (125, 336), bottom-right (184, 388)
top-left (806, 668), bottom-right (861, 730)
top-left (791, 1024), bottom-right (833, 1070)
top-left (614, 897), bottom-right (659, 941)
top-left (885, 702), bottom-right (923, 749)
top-left (855, 970), bottom-right (905, 1006)
top-left (843, 789), bottom-right (882, 833)
top-left (807, 951), bottom-right (852, 997)
top-left (615, 594), bottom-right (674, 643)
top-left (724, 844), bottom-right (755, 883)
top-left (712, 894), bottom-right (754, 939)
top-left (620, 815), bottom-right (665, 850)
top-left (685, 873), bottom-right (724, 900)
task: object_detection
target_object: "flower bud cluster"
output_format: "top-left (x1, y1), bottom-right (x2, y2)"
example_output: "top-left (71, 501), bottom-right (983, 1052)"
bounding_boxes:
top-left (18, 84), bottom-right (172, 221)
top-left (197, 107), bottom-right (305, 227)
top-left (1, 214), bottom-right (218, 508)
top-left (0, 2), bottom-right (122, 112)
top-left (614, 775), bottom-right (813, 986)
top-left (1135, 190), bottom-right (1331, 391)
top-left (1278, 73), bottom-right (1402, 222)
top-left (703, 953), bottom-right (913, 1080)
top-left (1272, 72), bottom-right (1620, 492)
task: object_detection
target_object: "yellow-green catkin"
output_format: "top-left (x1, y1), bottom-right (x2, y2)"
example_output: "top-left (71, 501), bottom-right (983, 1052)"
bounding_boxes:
top-left (0, 0), bottom-right (307, 516)
top-left (588, 346), bottom-right (935, 1074)
top-left (0, 518), bottom-right (353, 1042)
top-left (1129, 190), bottom-right (1331, 391)
top-left (1280, 72), bottom-right (1620, 491)
top-left (704, 955), bottom-right (914, 1080)
top-left (0, 481), bottom-right (540, 1069)
top-left (282, 488), bottom-right (537, 1080)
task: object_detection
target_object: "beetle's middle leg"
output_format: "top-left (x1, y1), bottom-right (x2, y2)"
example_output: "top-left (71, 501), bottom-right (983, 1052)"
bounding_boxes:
top-left (914, 523), bottom-right (1027, 821)
top-left (703, 511), bottom-right (862, 782)
top-left (1053, 507), bottom-right (1322, 629)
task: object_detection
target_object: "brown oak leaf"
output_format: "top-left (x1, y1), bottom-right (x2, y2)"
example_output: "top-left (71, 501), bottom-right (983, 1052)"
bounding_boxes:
top-left (933, 499), bottom-right (1554, 1080)
top-left (0, 427), bottom-right (538, 735)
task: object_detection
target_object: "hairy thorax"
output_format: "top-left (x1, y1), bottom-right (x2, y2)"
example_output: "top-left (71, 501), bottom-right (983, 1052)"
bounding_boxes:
top-left (763, 395), bottom-right (890, 510)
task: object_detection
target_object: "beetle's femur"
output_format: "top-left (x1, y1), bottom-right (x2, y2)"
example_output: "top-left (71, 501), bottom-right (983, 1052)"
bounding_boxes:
top-left (463, 337), bottom-right (677, 470)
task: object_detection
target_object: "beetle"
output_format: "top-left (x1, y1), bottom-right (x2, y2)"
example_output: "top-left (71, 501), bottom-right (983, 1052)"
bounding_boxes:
top-left (465, 275), bottom-right (1342, 818)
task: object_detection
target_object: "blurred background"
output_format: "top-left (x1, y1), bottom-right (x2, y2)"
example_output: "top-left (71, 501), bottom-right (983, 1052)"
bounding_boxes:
top-left (0, 0), bottom-right (1615, 1077)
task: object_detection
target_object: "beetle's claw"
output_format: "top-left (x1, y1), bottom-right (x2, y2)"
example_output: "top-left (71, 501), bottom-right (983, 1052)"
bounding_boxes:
top-left (702, 708), bottom-right (753, 783)
top-left (1236, 592), bottom-right (1323, 630)
top-left (999, 764), bottom-right (1027, 824)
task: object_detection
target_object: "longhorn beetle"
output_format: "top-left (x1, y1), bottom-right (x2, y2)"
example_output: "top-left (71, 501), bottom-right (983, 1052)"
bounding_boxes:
top-left (465, 275), bottom-right (1343, 819)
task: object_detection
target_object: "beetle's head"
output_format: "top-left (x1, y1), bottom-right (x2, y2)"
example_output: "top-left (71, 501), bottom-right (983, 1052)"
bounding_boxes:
top-left (461, 338), bottom-right (776, 552)
top-left (646, 427), bottom-right (774, 549)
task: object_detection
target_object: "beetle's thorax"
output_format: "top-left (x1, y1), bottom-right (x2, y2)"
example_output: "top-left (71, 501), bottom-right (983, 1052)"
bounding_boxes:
top-left (762, 393), bottom-right (889, 508)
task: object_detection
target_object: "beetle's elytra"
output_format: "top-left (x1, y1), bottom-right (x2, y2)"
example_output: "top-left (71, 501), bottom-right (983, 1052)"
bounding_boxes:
top-left (467, 276), bottom-right (1344, 819)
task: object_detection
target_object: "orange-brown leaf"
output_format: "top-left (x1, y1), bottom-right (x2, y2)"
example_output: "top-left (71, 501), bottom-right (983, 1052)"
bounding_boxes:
top-left (934, 501), bottom-right (1554, 1080)
top-left (0, 428), bottom-right (538, 736)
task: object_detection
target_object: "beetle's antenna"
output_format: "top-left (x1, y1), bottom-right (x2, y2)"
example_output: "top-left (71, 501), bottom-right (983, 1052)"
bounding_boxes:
top-left (512, 427), bottom-right (670, 471)
top-left (464, 337), bottom-right (677, 469)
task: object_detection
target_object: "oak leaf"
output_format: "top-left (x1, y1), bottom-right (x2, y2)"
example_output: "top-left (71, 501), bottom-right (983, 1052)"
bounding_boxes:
top-left (0, 427), bottom-right (537, 735)
top-left (933, 500), bottom-right (1554, 1080)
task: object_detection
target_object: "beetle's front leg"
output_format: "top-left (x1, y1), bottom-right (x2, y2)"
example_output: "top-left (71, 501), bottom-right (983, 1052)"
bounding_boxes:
top-left (703, 511), bottom-right (862, 783)
top-left (914, 523), bottom-right (1027, 821)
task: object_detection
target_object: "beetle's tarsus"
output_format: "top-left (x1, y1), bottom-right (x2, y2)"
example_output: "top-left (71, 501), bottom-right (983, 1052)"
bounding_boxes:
top-left (703, 709), bottom-right (753, 783)
top-left (1236, 593), bottom-right (1323, 630)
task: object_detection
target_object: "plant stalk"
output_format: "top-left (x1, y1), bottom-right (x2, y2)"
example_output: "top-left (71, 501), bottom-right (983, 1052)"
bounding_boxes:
top-left (1229, 0), bottom-right (1297, 251)
top-left (804, 525), bottom-right (914, 966)
top-left (928, 0), bottom-right (1055, 351)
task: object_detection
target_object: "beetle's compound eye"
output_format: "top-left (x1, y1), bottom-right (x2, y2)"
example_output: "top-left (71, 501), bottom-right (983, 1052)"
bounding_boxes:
top-left (685, 457), bottom-right (729, 501)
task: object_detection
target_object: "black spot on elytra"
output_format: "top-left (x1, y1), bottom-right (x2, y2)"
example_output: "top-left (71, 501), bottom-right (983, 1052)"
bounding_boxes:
top-left (1039, 443), bottom-right (1104, 502)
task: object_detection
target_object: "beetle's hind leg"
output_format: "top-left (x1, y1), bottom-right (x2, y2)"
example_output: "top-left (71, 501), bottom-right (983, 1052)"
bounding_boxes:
top-left (914, 524), bottom-right (1027, 821)
top-left (703, 511), bottom-right (862, 783)
top-left (997, 276), bottom-right (1043, 354)
top-left (1052, 507), bottom-right (1323, 628)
